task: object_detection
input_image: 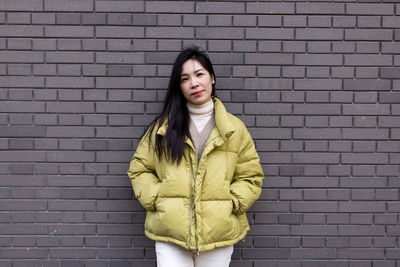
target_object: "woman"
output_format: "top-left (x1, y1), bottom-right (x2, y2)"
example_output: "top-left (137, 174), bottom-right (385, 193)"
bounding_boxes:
top-left (127, 46), bottom-right (264, 267)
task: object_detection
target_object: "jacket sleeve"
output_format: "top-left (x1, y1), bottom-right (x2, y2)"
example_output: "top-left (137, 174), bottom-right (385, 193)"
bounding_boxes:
top-left (127, 130), bottom-right (160, 212)
top-left (230, 126), bottom-right (264, 215)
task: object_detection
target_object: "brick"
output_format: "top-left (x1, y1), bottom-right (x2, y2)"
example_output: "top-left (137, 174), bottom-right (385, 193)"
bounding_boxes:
top-left (57, 39), bottom-right (81, 51)
top-left (82, 39), bottom-right (106, 51)
top-left (45, 26), bottom-right (93, 37)
top-left (296, 3), bottom-right (345, 14)
top-left (293, 104), bottom-right (340, 115)
top-left (108, 65), bottom-right (131, 77)
top-left (32, 13), bottom-right (55, 24)
top-left (97, 52), bottom-right (144, 64)
top-left (0, 200), bottom-right (47, 211)
top-left (96, 26), bottom-right (144, 38)
top-left (246, 28), bottom-right (293, 40)
top-left (94, 2), bottom-right (141, 12)
top-left (8, 65), bottom-right (31, 76)
top-left (345, 29), bottom-right (392, 41)
top-left (82, 14), bottom-right (106, 25)
top-left (57, 65), bottom-right (81, 76)
top-left (296, 28), bottom-right (343, 40)
top-left (158, 14), bottom-right (181, 26)
top-left (49, 200), bottom-right (96, 211)
top-left (294, 129), bottom-right (340, 139)
top-left (354, 92), bottom-right (377, 103)
top-left (338, 248), bottom-right (384, 259)
top-left (242, 249), bottom-right (290, 260)
top-left (46, 77), bottom-right (94, 88)
top-left (7, 12), bottom-right (30, 24)
top-left (233, 15), bottom-right (256, 27)
top-left (97, 224), bottom-right (142, 235)
top-left (283, 41), bottom-right (306, 52)
top-left (0, 25), bottom-right (43, 37)
top-left (342, 153), bottom-right (388, 164)
top-left (328, 189), bottom-right (350, 200)
top-left (247, 3), bottom-right (294, 14)
top-left (358, 16), bottom-right (381, 28)
top-left (9, 164), bottom-right (34, 174)
top-left (96, 77), bottom-right (144, 89)
top-left (245, 103), bottom-right (291, 115)
top-left (345, 55), bottom-right (392, 66)
top-left (98, 248), bottom-right (144, 259)
top-left (0, 126), bottom-right (46, 137)
top-left (353, 141), bottom-right (375, 152)
top-left (46, 52), bottom-right (93, 63)
top-left (245, 78), bottom-right (292, 90)
top-left (307, 43), bottom-right (331, 54)
top-left (0, 248), bottom-right (47, 259)
top-left (45, 0), bottom-right (92, 11)
top-left (158, 40), bottom-right (182, 51)
top-left (339, 202), bottom-right (386, 213)
top-left (291, 225), bottom-right (337, 236)
top-left (0, 51), bottom-right (43, 63)
top-left (56, 13), bottom-right (80, 25)
top-left (295, 54), bottom-right (342, 66)
top-left (96, 103), bottom-right (144, 114)
top-left (83, 65), bottom-right (106, 76)
top-left (347, 69), bottom-right (380, 83)
top-left (342, 104), bottom-right (390, 115)
top-left (284, 16), bottom-right (307, 27)
top-left (309, 16), bottom-right (332, 27)
top-left (292, 201), bottom-right (338, 212)
top-left (380, 67), bottom-right (400, 78)
top-left (47, 151), bottom-right (94, 162)
top-left (146, 27), bottom-right (193, 39)
top-left (48, 224), bottom-right (96, 235)
top-left (46, 176), bottom-right (95, 187)
top-left (356, 68), bottom-right (379, 79)
top-left (333, 16), bottom-right (356, 28)
top-left (246, 53), bottom-right (292, 65)
top-left (292, 153), bottom-right (340, 164)
top-left (183, 14), bottom-right (206, 26)
top-left (197, 27), bottom-right (243, 40)
top-left (197, 2), bottom-right (243, 14)
top-left (260, 18), bottom-right (284, 30)
top-left (0, 0), bottom-right (42, 11)
top-left (343, 129), bottom-right (388, 140)
top-left (332, 41), bottom-right (355, 53)
top-left (291, 248), bottom-right (336, 259)
top-left (383, 16), bottom-right (400, 27)
top-left (280, 140), bottom-right (303, 151)
top-left (346, 3), bottom-right (394, 15)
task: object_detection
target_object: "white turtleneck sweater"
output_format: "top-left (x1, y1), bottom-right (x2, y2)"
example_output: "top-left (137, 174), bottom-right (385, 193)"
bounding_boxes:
top-left (186, 99), bottom-right (214, 132)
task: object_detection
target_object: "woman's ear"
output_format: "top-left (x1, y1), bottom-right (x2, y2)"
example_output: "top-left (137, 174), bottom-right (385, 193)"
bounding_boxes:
top-left (211, 75), bottom-right (215, 84)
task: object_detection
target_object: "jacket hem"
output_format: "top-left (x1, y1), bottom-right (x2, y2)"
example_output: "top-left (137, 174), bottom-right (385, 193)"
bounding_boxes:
top-left (145, 225), bottom-right (250, 253)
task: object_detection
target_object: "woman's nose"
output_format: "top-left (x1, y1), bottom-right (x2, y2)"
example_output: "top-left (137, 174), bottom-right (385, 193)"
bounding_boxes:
top-left (190, 78), bottom-right (199, 88)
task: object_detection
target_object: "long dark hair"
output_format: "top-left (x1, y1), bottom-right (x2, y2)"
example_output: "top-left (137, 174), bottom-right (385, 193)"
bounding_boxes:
top-left (145, 46), bottom-right (216, 164)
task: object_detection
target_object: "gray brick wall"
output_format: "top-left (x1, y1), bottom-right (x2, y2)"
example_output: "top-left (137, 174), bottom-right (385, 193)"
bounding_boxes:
top-left (1, 0), bottom-right (399, 266)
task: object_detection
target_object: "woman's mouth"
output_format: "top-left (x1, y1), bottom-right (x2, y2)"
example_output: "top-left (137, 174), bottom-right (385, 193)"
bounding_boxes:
top-left (192, 91), bottom-right (203, 96)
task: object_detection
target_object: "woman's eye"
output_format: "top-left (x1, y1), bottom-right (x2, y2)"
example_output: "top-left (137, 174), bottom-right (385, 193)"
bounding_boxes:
top-left (197, 73), bottom-right (203, 76)
top-left (181, 78), bottom-right (188, 82)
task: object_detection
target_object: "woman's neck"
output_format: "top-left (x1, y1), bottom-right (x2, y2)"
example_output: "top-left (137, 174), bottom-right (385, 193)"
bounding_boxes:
top-left (186, 99), bottom-right (214, 132)
top-left (186, 99), bottom-right (214, 116)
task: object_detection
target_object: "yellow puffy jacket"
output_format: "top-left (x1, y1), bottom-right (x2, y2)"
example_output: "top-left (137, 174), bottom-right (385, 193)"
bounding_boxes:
top-left (127, 97), bottom-right (264, 252)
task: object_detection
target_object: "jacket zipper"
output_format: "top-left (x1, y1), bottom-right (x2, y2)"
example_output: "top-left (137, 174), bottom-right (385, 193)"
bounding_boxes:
top-left (188, 149), bottom-right (199, 254)
top-left (188, 167), bottom-right (193, 249)
top-left (187, 150), bottom-right (194, 250)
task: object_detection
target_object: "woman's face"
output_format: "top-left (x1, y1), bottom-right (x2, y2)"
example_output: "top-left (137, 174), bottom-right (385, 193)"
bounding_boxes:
top-left (180, 59), bottom-right (214, 105)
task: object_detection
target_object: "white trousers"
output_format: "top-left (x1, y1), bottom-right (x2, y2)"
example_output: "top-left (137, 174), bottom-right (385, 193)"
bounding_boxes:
top-left (155, 241), bottom-right (233, 267)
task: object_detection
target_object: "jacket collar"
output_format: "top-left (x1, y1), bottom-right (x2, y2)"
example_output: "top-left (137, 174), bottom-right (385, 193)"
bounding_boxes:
top-left (213, 97), bottom-right (235, 141)
top-left (156, 97), bottom-right (236, 141)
